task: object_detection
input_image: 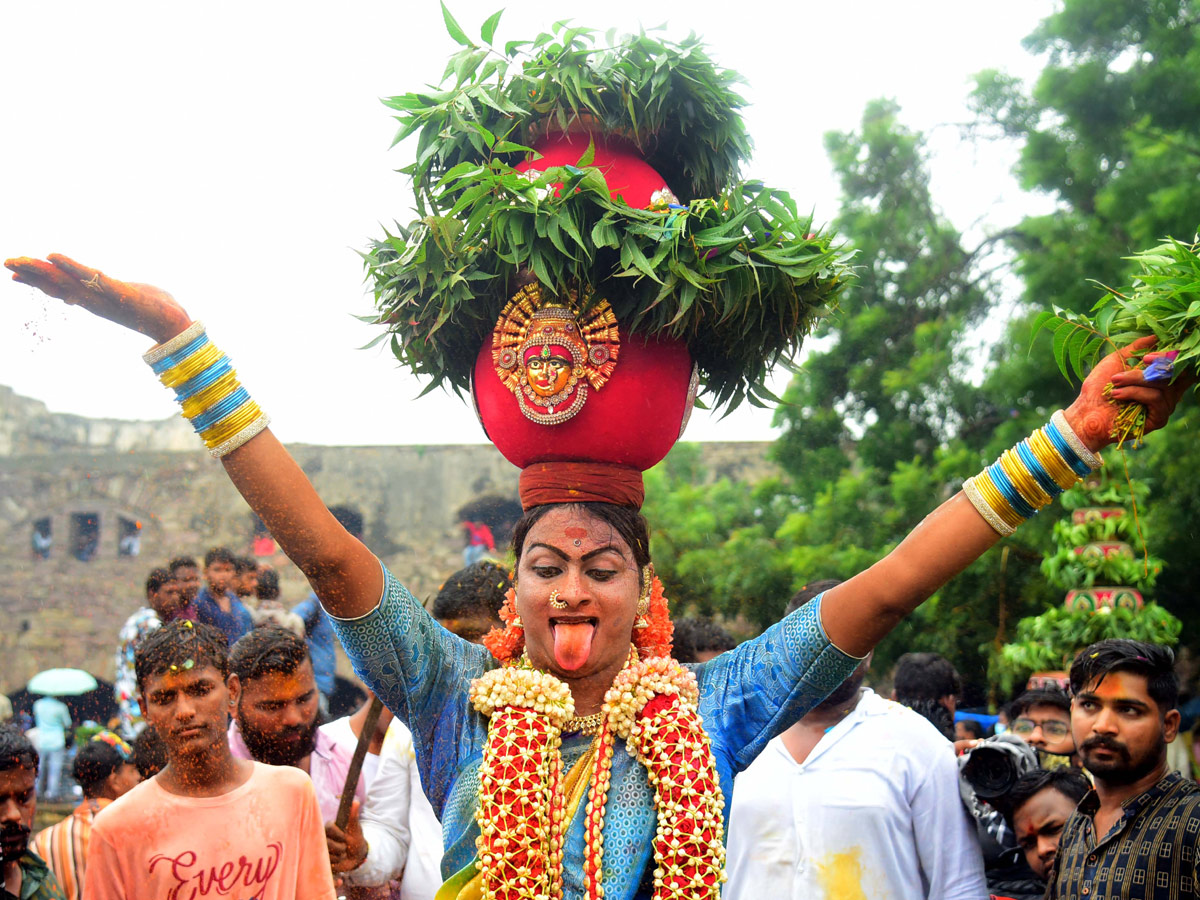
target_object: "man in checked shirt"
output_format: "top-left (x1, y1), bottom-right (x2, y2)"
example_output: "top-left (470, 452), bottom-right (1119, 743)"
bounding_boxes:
top-left (1047, 639), bottom-right (1200, 900)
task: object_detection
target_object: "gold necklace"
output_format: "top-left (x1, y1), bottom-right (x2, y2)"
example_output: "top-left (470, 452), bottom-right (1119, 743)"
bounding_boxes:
top-left (562, 711), bottom-right (605, 735)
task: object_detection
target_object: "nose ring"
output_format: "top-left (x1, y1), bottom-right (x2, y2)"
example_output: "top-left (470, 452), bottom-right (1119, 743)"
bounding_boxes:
top-left (548, 590), bottom-right (569, 610)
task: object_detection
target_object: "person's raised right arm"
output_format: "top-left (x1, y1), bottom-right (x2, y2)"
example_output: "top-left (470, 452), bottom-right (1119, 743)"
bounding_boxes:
top-left (6, 253), bottom-right (381, 617)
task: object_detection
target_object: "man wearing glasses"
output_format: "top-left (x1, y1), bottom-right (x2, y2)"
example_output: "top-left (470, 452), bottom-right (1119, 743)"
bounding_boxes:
top-left (1010, 689), bottom-right (1079, 768)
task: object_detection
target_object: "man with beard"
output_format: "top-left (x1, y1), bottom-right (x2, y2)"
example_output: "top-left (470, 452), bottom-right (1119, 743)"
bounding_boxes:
top-left (227, 626), bottom-right (365, 822)
top-left (1047, 639), bottom-right (1200, 900)
top-left (0, 725), bottom-right (64, 899)
top-left (724, 581), bottom-right (986, 900)
top-left (32, 731), bottom-right (140, 900)
top-left (84, 619), bottom-right (335, 899)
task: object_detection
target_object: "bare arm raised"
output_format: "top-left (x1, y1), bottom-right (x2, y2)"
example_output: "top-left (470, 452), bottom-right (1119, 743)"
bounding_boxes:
top-left (820, 335), bottom-right (1189, 656)
top-left (6, 254), bottom-right (381, 617)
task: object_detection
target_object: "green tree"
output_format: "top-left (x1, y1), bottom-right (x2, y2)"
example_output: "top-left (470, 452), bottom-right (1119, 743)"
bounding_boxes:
top-left (774, 99), bottom-right (992, 488)
top-left (971, 0), bottom-right (1200, 645)
top-left (648, 101), bottom-right (1055, 691)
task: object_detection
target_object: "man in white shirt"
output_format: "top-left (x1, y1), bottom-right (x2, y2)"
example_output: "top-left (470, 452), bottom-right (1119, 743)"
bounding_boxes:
top-left (725, 580), bottom-right (987, 900)
top-left (326, 716), bottom-right (444, 900)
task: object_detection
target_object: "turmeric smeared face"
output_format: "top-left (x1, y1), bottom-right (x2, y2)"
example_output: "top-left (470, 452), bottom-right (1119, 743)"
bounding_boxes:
top-left (1072, 670), bottom-right (1177, 784)
top-left (516, 507), bottom-right (640, 681)
top-left (523, 345), bottom-right (573, 397)
top-left (140, 666), bottom-right (231, 760)
top-left (232, 661), bottom-right (319, 768)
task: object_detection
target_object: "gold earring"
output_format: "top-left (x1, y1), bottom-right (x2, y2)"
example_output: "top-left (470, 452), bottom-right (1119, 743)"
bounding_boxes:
top-left (507, 580), bottom-right (522, 629)
top-left (549, 589), bottom-right (568, 610)
top-left (634, 564), bottom-right (653, 627)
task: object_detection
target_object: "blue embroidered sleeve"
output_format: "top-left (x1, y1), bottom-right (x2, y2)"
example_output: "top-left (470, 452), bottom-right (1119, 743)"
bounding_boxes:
top-left (696, 592), bottom-right (859, 772)
top-left (328, 562), bottom-right (493, 814)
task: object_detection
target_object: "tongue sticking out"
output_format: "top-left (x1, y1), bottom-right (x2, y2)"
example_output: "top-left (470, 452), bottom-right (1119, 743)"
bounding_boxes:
top-left (553, 622), bottom-right (596, 671)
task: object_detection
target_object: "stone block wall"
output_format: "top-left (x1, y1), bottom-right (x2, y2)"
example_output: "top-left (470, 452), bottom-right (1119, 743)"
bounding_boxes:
top-left (0, 386), bottom-right (774, 694)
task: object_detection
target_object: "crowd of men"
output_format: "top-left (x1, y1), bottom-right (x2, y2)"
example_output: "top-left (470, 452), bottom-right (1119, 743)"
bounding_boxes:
top-left (2, 561), bottom-right (1198, 899)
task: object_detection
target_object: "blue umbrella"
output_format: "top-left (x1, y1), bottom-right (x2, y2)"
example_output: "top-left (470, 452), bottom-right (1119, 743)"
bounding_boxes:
top-left (27, 668), bottom-right (98, 697)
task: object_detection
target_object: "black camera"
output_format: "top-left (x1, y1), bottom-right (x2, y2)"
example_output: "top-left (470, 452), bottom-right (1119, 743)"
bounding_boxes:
top-left (960, 733), bottom-right (1038, 800)
top-left (957, 733), bottom-right (1039, 868)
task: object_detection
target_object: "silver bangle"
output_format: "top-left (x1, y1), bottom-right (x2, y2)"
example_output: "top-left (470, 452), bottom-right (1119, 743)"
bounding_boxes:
top-left (209, 412), bottom-right (270, 459)
top-left (143, 320), bottom-right (206, 366)
top-left (963, 477), bottom-right (1016, 537)
top-left (1051, 410), bottom-right (1102, 470)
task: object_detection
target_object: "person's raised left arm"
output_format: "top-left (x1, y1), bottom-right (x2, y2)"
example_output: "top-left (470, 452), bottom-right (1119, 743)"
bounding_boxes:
top-left (819, 336), bottom-right (1189, 656)
top-left (5, 254), bottom-right (381, 619)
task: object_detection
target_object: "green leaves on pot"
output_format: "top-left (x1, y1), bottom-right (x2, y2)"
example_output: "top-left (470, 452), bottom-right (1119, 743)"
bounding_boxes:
top-left (365, 38), bottom-right (852, 409)
top-left (387, 13), bottom-right (751, 203)
top-left (991, 603), bottom-right (1182, 694)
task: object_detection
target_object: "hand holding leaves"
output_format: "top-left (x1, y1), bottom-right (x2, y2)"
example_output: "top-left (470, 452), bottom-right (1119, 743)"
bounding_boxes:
top-left (1039, 234), bottom-right (1200, 447)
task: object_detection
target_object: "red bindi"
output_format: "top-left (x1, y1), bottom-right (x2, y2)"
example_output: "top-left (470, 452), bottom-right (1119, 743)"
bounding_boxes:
top-left (564, 527), bottom-right (588, 539)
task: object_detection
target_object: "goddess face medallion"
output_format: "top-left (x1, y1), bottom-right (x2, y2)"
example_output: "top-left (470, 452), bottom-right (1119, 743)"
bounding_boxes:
top-left (492, 284), bottom-right (620, 425)
top-left (525, 347), bottom-right (575, 398)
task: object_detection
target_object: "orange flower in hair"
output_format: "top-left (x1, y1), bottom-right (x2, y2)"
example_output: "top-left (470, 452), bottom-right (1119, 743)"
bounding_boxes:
top-left (633, 572), bottom-right (673, 660)
top-left (483, 588), bottom-right (525, 663)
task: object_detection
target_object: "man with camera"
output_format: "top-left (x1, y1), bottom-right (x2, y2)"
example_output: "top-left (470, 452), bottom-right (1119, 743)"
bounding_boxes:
top-left (1008, 689), bottom-right (1078, 768)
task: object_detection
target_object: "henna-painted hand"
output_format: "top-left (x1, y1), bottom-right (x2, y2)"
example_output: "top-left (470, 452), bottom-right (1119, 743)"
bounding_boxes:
top-left (5, 253), bottom-right (191, 344)
top-left (1063, 336), bottom-right (1192, 451)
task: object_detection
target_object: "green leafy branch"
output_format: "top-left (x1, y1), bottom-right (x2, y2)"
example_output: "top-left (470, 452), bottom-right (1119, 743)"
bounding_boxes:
top-left (363, 9), bottom-right (851, 410)
top-left (1051, 515), bottom-right (1134, 547)
top-left (1032, 233), bottom-right (1200, 445)
top-left (1040, 546), bottom-right (1161, 591)
top-left (1033, 235), bottom-right (1200, 381)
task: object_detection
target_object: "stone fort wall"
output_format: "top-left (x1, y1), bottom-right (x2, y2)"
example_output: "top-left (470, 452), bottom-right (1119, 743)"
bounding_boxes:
top-left (0, 386), bottom-right (773, 693)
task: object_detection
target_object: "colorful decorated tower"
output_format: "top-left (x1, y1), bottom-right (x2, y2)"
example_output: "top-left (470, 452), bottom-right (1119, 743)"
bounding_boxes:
top-left (994, 468), bottom-right (1179, 694)
top-left (1045, 468), bottom-right (1160, 615)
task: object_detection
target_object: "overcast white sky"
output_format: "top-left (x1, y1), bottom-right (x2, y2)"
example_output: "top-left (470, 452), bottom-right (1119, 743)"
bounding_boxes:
top-left (1, 1), bottom-right (1053, 446)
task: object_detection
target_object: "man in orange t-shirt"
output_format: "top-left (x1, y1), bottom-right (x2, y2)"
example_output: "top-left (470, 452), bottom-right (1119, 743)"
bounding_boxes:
top-left (82, 620), bottom-right (335, 900)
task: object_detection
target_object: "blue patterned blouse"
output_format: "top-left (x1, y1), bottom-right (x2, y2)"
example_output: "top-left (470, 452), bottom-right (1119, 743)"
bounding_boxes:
top-left (331, 564), bottom-right (859, 900)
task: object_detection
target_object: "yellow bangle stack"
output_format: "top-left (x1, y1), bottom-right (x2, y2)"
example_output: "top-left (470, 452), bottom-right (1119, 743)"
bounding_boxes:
top-left (963, 413), bottom-right (1101, 537)
top-left (143, 321), bottom-right (270, 458)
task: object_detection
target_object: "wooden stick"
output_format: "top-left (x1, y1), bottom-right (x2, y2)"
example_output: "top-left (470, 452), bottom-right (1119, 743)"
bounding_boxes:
top-left (335, 696), bottom-right (383, 830)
